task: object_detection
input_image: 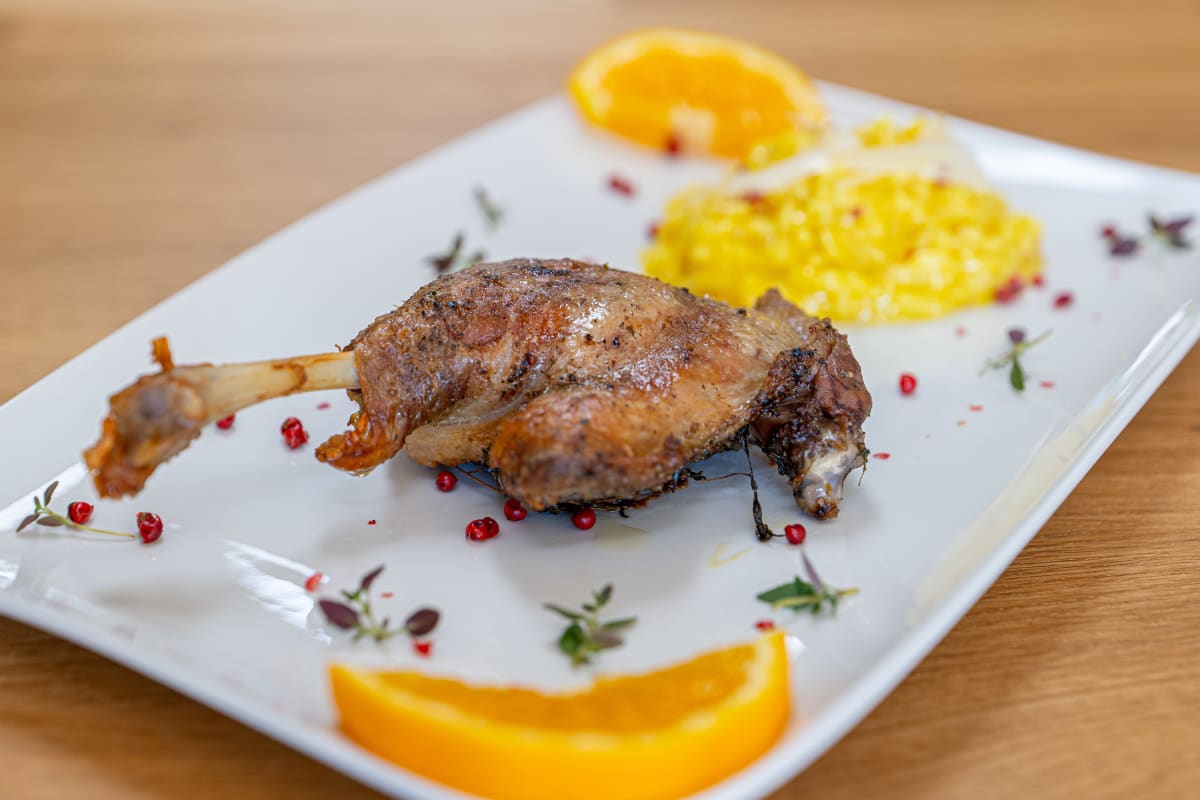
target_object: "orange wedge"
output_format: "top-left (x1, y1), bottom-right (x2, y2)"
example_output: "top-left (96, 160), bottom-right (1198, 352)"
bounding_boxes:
top-left (330, 632), bottom-right (790, 800)
top-left (567, 29), bottom-right (825, 160)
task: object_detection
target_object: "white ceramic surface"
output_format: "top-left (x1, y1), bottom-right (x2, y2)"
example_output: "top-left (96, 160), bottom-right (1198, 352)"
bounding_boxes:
top-left (2, 85), bottom-right (1198, 800)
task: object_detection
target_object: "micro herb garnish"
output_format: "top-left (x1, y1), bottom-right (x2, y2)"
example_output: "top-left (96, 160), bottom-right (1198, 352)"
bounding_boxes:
top-left (756, 553), bottom-right (858, 616)
top-left (15, 481), bottom-right (134, 538)
top-left (982, 328), bottom-right (1051, 392)
top-left (1149, 214), bottom-right (1193, 250)
top-left (474, 187), bottom-right (504, 229)
top-left (543, 584), bottom-right (636, 666)
top-left (1102, 214), bottom-right (1192, 256)
top-left (318, 565), bottom-right (440, 643)
top-left (427, 232), bottom-right (486, 274)
top-left (427, 232), bottom-right (463, 273)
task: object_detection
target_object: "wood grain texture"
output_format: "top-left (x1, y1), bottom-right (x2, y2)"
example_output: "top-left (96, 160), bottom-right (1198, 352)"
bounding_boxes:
top-left (1, 1), bottom-right (1198, 798)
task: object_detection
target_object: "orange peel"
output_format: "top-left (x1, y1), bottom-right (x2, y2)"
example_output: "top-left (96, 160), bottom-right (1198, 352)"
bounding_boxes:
top-left (568, 29), bottom-right (825, 160)
top-left (330, 632), bottom-right (790, 800)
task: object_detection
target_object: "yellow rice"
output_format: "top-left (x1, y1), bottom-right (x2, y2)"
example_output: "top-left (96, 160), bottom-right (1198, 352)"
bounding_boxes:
top-left (642, 168), bottom-right (1042, 323)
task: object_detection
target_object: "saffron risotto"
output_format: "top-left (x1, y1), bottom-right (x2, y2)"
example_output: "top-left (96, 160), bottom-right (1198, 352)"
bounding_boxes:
top-left (643, 166), bottom-right (1042, 323)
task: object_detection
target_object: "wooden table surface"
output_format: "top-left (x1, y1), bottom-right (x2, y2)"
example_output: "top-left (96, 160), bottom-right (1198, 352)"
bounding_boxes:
top-left (2, 1), bottom-right (1198, 798)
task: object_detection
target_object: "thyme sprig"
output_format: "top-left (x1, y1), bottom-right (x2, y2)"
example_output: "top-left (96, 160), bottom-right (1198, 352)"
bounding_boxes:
top-left (318, 565), bottom-right (440, 643)
top-left (544, 584), bottom-right (637, 666)
top-left (756, 553), bottom-right (857, 616)
top-left (426, 232), bottom-right (485, 274)
top-left (982, 328), bottom-right (1051, 392)
top-left (474, 187), bottom-right (504, 229)
top-left (15, 481), bottom-right (133, 538)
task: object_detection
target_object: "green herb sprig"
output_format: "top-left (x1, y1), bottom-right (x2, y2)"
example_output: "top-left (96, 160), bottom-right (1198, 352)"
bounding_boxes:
top-left (426, 232), bottom-right (485, 274)
top-left (16, 481), bottom-right (133, 538)
top-left (544, 584), bottom-right (637, 666)
top-left (982, 328), bottom-right (1051, 392)
top-left (474, 187), bottom-right (504, 229)
top-left (757, 553), bottom-right (857, 616)
top-left (318, 565), bottom-right (440, 643)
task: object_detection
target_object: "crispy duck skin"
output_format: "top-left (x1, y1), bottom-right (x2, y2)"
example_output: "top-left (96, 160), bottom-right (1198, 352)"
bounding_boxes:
top-left (86, 259), bottom-right (871, 519)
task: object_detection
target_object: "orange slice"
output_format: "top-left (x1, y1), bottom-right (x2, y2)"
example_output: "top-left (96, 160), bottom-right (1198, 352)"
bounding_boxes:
top-left (330, 632), bottom-right (790, 800)
top-left (567, 29), bottom-right (825, 160)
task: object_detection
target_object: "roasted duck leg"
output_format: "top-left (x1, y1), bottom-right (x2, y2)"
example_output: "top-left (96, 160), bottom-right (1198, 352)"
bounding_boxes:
top-left (86, 259), bottom-right (872, 519)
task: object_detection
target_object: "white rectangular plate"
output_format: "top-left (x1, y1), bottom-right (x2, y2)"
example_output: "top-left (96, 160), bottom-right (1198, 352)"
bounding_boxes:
top-left (2, 85), bottom-right (1198, 800)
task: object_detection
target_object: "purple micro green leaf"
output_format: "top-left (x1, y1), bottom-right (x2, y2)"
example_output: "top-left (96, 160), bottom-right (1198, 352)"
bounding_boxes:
top-left (1110, 238), bottom-right (1139, 257)
top-left (1007, 328), bottom-right (1026, 345)
top-left (1165, 225), bottom-right (1192, 249)
top-left (801, 552), bottom-right (826, 595)
top-left (318, 599), bottom-right (361, 630)
top-left (17, 513), bottom-right (39, 532)
top-left (591, 632), bottom-right (624, 650)
top-left (1150, 214), bottom-right (1193, 249)
top-left (359, 565), bottom-right (385, 592)
top-left (1164, 215), bottom-right (1193, 235)
top-left (36, 516), bottom-right (65, 527)
top-left (42, 481), bottom-right (58, 506)
top-left (404, 607), bottom-right (440, 637)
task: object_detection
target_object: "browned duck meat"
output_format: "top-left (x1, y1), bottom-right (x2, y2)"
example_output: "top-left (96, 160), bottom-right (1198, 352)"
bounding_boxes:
top-left (86, 259), bottom-right (872, 519)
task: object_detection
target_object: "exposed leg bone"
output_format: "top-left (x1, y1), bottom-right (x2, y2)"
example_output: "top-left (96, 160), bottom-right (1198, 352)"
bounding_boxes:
top-left (85, 337), bottom-right (357, 498)
top-left (749, 292), bottom-right (872, 520)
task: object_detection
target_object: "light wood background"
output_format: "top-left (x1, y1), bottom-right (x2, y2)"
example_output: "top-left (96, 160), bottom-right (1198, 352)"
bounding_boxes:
top-left (2, 1), bottom-right (1198, 798)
